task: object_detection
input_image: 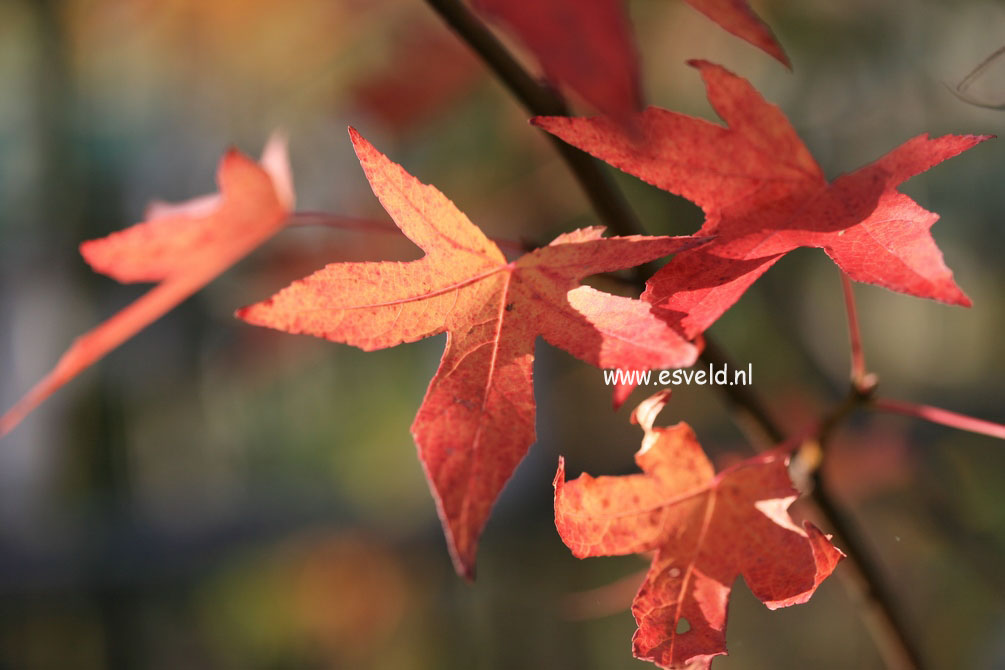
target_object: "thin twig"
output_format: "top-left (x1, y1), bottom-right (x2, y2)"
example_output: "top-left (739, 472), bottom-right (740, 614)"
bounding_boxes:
top-left (949, 44), bottom-right (1005, 110)
top-left (873, 398), bottom-right (1005, 441)
top-left (422, 1), bottom-right (927, 666)
top-left (289, 211), bottom-right (529, 254)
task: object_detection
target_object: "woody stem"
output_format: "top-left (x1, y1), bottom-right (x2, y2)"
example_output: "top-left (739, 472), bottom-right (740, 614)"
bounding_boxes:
top-left (424, 0), bottom-right (924, 666)
top-left (424, 0), bottom-right (646, 245)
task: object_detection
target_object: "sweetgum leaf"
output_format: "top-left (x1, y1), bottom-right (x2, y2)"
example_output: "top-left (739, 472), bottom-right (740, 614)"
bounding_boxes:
top-left (686, 0), bottom-right (789, 67)
top-left (472, 0), bottom-right (788, 121)
top-left (554, 391), bottom-right (843, 669)
top-left (473, 0), bottom-right (640, 121)
top-left (534, 61), bottom-right (991, 338)
top-left (0, 136), bottom-right (292, 438)
top-left (237, 128), bottom-right (708, 578)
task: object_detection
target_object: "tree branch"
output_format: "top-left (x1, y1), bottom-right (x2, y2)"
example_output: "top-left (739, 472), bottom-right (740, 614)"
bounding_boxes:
top-left (697, 335), bottom-right (785, 444)
top-left (796, 384), bottom-right (927, 670)
top-left (423, 1), bottom-right (925, 666)
top-left (424, 0), bottom-right (645, 241)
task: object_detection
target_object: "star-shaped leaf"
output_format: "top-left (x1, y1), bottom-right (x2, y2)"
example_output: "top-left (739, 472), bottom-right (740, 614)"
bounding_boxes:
top-left (472, 0), bottom-right (787, 121)
top-left (534, 60), bottom-right (991, 338)
top-left (554, 391), bottom-right (843, 669)
top-left (1, 136), bottom-right (293, 438)
top-left (237, 128), bottom-right (707, 578)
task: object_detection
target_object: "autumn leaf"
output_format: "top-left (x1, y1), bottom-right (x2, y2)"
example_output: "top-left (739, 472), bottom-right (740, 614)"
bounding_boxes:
top-left (472, 0), bottom-right (640, 121)
top-left (471, 0), bottom-right (787, 121)
top-left (237, 128), bottom-right (707, 579)
top-left (554, 391), bottom-right (843, 669)
top-left (534, 60), bottom-right (991, 338)
top-left (352, 28), bottom-right (482, 134)
top-left (686, 0), bottom-right (788, 67)
top-left (0, 136), bottom-right (294, 438)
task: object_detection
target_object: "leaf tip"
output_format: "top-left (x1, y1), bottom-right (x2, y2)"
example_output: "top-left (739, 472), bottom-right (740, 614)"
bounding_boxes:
top-left (458, 561), bottom-right (476, 583)
top-left (347, 125), bottom-right (370, 154)
top-left (611, 382), bottom-right (634, 411)
top-left (529, 115), bottom-right (561, 133)
top-left (445, 536), bottom-right (478, 582)
top-left (218, 146), bottom-right (247, 172)
top-left (0, 408), bottom-right (22, 440)
top-left (216, 147), bottom-right (266, 196)
top-left (554, 455), bottom-right (567, 489)
top-left (685, 58), bottom-right (714, 70)
top-left (938, 279), bottom-right (973, 308)
top-left (685, 58), bottom-right (728, 80)
top-left (234, 301), bottom-right (269, 325)
top-left (78, 238), bottom-right (100, 270)
top-left (630, 390), bottom-right (672, 435)
top-left (260, 130), bottom-right (295, 211)
top-left (347, 126), bottom-right (381, 165)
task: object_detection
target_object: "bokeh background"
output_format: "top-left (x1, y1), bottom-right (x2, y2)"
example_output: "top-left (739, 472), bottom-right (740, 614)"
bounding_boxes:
top-left (1, 0), bottom-right (1004, 668)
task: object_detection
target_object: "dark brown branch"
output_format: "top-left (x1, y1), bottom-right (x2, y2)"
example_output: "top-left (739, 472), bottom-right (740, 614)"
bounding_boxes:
top-left (698, 337), bottom-right (785, 445)
top-left (422, 1), bottom-right (924, 666)
top-left (424, 0), bottom-right (645, 241)
top-left (810, 473), bottom-right (924, 669)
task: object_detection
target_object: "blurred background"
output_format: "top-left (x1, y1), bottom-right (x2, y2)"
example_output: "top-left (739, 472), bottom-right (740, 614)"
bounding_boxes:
top-left (1, 0), bottom-right (1004, 668)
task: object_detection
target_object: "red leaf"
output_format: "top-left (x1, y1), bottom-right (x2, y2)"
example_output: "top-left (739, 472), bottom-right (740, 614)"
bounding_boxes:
top-left (472, 0), bottom-right (787, 121)
top-left (0, 136), bottom-right (293, 438)
top-left (352, 28), bottom-right (482, 134)
top-left (534, 61), bottom-right (991, 338)
top-left (684, 0), bottom-right (789, 67)
top-left (237, 128), bottom-right (707, 578)
top-left (554, 391), bottom-right (843, 669)
top-left (473, 0), bottom-right (640, 121)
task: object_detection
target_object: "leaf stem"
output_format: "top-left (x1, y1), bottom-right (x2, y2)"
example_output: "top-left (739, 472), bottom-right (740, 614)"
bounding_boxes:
top-left (287, 211), bottom-right (403, 232)
top-left (288, 211), bottom-right (529, 254)
top-left (424, 2), bottom-right (926, 666)
top-left (873, 397), bottom-right (1005, 440)
top-left (839, 271), bottom-right (871, 390)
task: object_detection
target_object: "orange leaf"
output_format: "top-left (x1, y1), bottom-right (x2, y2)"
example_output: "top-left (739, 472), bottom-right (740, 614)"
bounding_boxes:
top-left (554, 391), bottom-right (843, 669)
top-left (238, 128), bottom-right (708, 578)
top-left (0, 136), bottom-right (293, 438)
